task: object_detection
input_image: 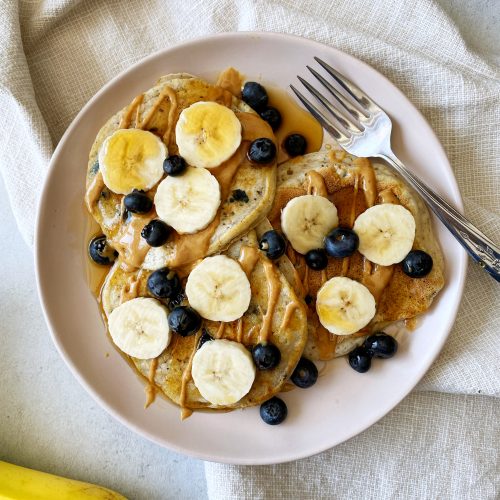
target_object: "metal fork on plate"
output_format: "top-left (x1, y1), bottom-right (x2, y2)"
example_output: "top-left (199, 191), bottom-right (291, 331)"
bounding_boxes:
top-left (291, 57), bottom-right (500, 282)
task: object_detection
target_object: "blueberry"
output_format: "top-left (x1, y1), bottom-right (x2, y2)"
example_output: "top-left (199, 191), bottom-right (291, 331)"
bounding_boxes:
top-left (305, 294), bottom-right (313, 305)
top-left (252, 343), bottom-right (281, 370)
top-left (364, 332), bottom-right (398, 359)
top-left (163, 155), bottom-right (187, 176)
top-left (402, 250), bottom-right (433, 278)
top-left (260, 397), bottom-right (287, 425)
top-left (241, 81), bottom-right (268, 111)
top-left (259, 106), bottom-right (282, 131)
top-left (88, 235), bottom-right (118, 265)
top-left (123, 190), bottom-right (153, 214)
top-left (259, 230), bottom-right (286, 260)
top-left (283, 134), bottom-right (307, 157)
top-left (168, 306), bottom-right (202, 337)
top-left (248, 138), bottom-right (277, 164)
top-left (141, 219), bottom-right (171, 247)
top-left (348, 346), bottom-right (372, 373)
top-left (147, 268), bottom-right (181, 299)
top-left (198, 329), bottom-right (213, 349)
top-left (324, 227), bottom-right (359, 258)
top-left (291, 357), bottom-right (318, 388)
top-left (305, 248), bottom-right (328, 270)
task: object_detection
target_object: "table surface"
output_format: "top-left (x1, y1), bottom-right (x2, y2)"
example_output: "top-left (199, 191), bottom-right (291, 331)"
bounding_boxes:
top-left (1, 2), bottom-right (498, 499)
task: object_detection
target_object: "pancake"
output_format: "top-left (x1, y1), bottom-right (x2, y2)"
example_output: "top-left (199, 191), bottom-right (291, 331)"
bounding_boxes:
top-left (85, 70), bottom-right (276, 272)
top-left (263, 147), bottom-right (445, 361)
top-left (100, 230), bottom-right (308, 413)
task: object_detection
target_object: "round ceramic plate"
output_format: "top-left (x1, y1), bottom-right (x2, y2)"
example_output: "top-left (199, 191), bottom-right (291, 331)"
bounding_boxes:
top-left (35, 32), bottom-right (466, 465)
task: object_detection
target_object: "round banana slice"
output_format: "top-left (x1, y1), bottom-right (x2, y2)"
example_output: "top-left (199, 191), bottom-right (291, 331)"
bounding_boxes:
top-left (175, 101), bottom-right (242, 169)
top-left (281, 194), bottom-right (339, 254)
top-left (185, 255), bottom-right (251, 322)
top-left (353, 204), bottom-right (416, 266)
top-left (316, 277), bottom-right (376, 335)
top-left (192, 339), bottom-right (256, 405)
top-left (154, 166), bottom-right (221, 234)
top-left (108, 297), bottom-right (170, 359)
top-left (98, 129), bottom-right (167, 194)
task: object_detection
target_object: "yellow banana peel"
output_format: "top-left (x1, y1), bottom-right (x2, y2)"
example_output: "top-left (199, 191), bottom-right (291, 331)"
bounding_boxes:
top-left (0, 461), bottom-right (127, 499)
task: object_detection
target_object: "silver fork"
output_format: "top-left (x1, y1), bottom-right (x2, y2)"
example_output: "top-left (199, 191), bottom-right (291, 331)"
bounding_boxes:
top-left (291, 57), bottom-right (500, 282)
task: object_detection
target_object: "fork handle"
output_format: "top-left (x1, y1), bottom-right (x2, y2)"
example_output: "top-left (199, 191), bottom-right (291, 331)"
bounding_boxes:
top-left (379, 152), bottom-right (500, 282)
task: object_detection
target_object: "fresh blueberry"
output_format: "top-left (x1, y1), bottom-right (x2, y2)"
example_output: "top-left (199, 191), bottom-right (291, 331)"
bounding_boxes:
top-left (248, 138), bottom-right (277, 164)
top-left (291, 357), bottom-right (318, 388)
top-left (252, 343), bottom-right (281, 370)
top-left (198, 329), bottom-right (213, 349)
top-left (147, 268), bottom-right (181, 299)
top-left (305, 294), bottom-right (313, 305)
top-left (348, 346), bottom-right (372, 373)
top-left (163, 155), bottom-right (187, 176)
top-left (168, 306), bottom-right (202, 337)
top-left (241, 81), bottom-right (268, 111)
top-left (123, 190), bottom-right (153, 214)
top-left (364, 332), bottom-right (398, 359)
top-left (141, 219), bottom-right (171, 247)
top-left (283, 134), bottom-right (307, 157)
top-left (260, 397), bottom-right (287, 425)
top-left (402, 250), bottom-right (433, 278)
top-left (324, 227), bottom-right (359, 258)
top-left (305, 248), bottom-right (328, 270)
top-left (259, 106), bottom-right (282, 131)
top-left (88, 235), bottom-right (118, 265)
top-left (259, 230), bottom-right (286, 260)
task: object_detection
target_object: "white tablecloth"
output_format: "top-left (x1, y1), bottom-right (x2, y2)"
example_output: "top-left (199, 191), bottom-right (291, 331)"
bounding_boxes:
top-left (1, 0), bottom-right (498, 498)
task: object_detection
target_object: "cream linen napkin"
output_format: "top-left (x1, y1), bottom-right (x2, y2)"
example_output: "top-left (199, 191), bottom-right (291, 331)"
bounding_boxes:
top-left (1, 0), bottom-right (498, 498)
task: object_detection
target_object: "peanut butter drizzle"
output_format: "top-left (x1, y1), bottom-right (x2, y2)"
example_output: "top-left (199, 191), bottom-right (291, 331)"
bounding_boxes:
top-left (306, 170), bottom-right (328, 197)
top-left (236, 317), bottom-right (244, 343)
top-left (119, 94), bottom-right (144, 129)
top-left (280, 300), bottom-right (303, 330)
top-left (85, 171), bottom-right (105, 212)
top-left (215, 321), bottom-right (226, 339)
top-left (379, 188), bottom-right (399, 205)
top-left (362, 258), bottom-right (395, 303)
top-left (302, 266), bottom-right (310, 295)
top-left (111, 213), bottom-right (155, 271)
top-left (238, 245), bottom-right (260, 278)
top-left (341, 174), bottom-right (360, 277)
top-left (179, 331), bottom-right (201, 420)
top-left (354, 157), bottom-right (377, 208)
top-left (259, 258), bottom-right (282, 344)
top-left (144, 357), bottom-right (159, 409)
top-left (216, 67), bottom-right (243, 97)
top-left (119, 274), bottom-right (140, 304)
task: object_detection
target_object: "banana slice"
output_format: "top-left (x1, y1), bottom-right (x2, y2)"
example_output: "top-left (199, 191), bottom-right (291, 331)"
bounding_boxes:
top-left (175, 101), bottom-right (242, 169)
top-left (192, 339), bottom-right (256, 405)
top-left (98, 129), bottom-right (167, 194)
top-left (154, 166), bottom-right (221, 234)
top-left (281, 194), bottom-right (339, 254)
top-left (185, 255), bottom-right (251, 322)
top-left (353, 204), bottom-right (416, 266)
top-left (316, 277), bottom-right (376, 335)
top-left (108, 297), bottom-right (170, 359)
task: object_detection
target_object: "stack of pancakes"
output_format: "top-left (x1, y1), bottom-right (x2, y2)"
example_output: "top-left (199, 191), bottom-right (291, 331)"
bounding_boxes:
top-left (85, 70), bottom-right (444, 416)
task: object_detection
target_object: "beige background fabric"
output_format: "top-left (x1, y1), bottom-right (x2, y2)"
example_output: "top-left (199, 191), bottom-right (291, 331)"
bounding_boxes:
top-left (1, 0), bottom-right (498, 498)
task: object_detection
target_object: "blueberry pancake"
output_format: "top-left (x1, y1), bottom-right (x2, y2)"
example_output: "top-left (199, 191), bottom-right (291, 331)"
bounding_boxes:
top-left (262, 147), bottom-right (445, 361)
top-left (85, 70), bottom-right (277, 273)
top-left (100, 230), bottom-right (308, 416)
